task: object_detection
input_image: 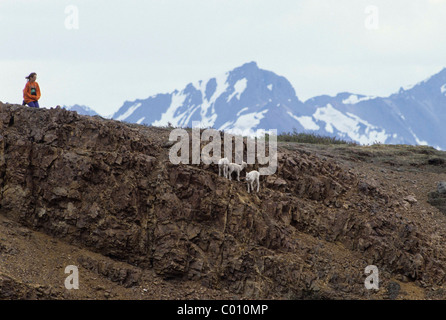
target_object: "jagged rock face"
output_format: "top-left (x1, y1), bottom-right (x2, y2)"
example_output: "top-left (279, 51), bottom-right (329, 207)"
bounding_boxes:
top-left (1, 102), bottom-right (446, 299)
top-left (428, 182), bottom-right (446, 214)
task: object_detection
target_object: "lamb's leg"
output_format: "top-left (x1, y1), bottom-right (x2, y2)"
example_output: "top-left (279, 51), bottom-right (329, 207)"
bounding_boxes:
top-left (237, 169), bottom-right (240, 182)
top-left (256, 177), bottom-right (259, 192)
top-left (247, 182), bottom-right (250, 193)
top-left (219, 165), bottom-right (221, 176)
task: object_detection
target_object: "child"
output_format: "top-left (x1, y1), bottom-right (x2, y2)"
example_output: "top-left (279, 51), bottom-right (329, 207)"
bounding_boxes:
top-left (23, 72), bottom-right (41, 108)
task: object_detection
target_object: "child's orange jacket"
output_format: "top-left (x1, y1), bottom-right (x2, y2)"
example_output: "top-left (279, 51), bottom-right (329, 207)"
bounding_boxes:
top-left (23, 81), bottom-right (41, 104)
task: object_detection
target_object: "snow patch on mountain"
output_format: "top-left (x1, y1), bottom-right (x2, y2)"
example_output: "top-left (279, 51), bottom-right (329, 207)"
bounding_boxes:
top-left (227, 78), bottom-right (247, 102)
top-left (313, 104), bottom-right (389, 144)
top-left (195, 73), bottom-right (229, 127)
top-left (151, 93), bottom-right (188, 127)
top-left (150, 70), bottom-right (231, 128)
top-left (342, 94), bottom-right (376, 105)
top-left (408, 127), bottom-right (428, 146)
top-left (218, 109), bottom-right (269, 137)
top-left (115, 103), bottom-right (141, 121)
top-left (234, 109), bottom-right (268, 129)
top-left (287, 112), bottom-right (320, 130)
top-left (441, 84), bottom-right (446, 95)
top-left (237, 107), bottom-right (249, 116)
top-left (222, 109), bottom-right (268, 137)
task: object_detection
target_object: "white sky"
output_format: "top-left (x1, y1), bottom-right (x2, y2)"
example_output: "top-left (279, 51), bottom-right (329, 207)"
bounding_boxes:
top-left (1, 0), bottom-right (446, 116)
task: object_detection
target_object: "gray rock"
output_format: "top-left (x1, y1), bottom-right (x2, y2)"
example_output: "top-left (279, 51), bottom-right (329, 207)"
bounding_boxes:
top-left (438, 181), bottom-right (446, 194)
top-left (386, 281), bottom-right (401, 300)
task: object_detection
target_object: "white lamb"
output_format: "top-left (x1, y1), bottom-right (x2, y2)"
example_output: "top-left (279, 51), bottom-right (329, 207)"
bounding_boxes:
top-left (218, 157), bottom-right (230, 178)
top-left (228, 161), bottom-right (247, 181)
top-left (246, 170), bottom-right (260, 193)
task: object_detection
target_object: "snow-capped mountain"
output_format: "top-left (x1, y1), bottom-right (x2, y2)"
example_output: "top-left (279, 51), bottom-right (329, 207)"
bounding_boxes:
top-left (304, 68), bottom-right (446, 149)
top-left (63, 104), bottom-right (99, 117)
top-left (101, 62), bottom-right (446, 149)
top-left (112, 62), bottom-right (316, 136)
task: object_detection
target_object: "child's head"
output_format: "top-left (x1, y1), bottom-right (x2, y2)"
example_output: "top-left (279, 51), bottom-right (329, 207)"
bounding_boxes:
top-left (26, 72), bottom-right (37, 82)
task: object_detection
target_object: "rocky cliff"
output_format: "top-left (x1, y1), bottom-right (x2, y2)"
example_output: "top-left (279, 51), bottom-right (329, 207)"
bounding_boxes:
top-left (1, 102), bottom-right (446, 300)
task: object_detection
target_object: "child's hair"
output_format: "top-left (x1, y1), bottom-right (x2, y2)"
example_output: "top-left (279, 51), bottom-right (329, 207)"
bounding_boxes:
top-left (25, 72), bottom-right (37, 81)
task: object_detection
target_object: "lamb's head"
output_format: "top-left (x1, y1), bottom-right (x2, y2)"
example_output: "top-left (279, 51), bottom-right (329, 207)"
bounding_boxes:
top-left (241, 161), bottom-right (247, 169)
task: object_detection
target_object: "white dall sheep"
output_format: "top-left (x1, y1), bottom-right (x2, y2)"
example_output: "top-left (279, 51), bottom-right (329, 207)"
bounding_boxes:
top-left (246, 170), bottom-right (260, 193)
top-left (228, 161), bottom-right (247, 181)
top-left (218, 157), bottom-right (230, 178)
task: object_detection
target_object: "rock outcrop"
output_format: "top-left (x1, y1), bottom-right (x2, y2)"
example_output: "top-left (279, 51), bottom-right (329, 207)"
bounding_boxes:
top-left (1, 102), bottom-right (446, 299)
top-left (428, 181), bottom-right (446, 214)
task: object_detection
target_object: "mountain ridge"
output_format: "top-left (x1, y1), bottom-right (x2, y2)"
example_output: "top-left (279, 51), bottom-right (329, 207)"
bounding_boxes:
top-left (66, 62), bottom-right (446, 149)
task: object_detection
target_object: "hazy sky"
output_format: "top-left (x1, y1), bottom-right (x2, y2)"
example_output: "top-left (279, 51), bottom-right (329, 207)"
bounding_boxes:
top-left (1, 0), bottom-right (446, 116)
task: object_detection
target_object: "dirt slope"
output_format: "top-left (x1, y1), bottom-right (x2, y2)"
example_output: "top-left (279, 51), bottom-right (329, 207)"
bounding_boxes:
top-left (1, 102), bottom-right (446, 300)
